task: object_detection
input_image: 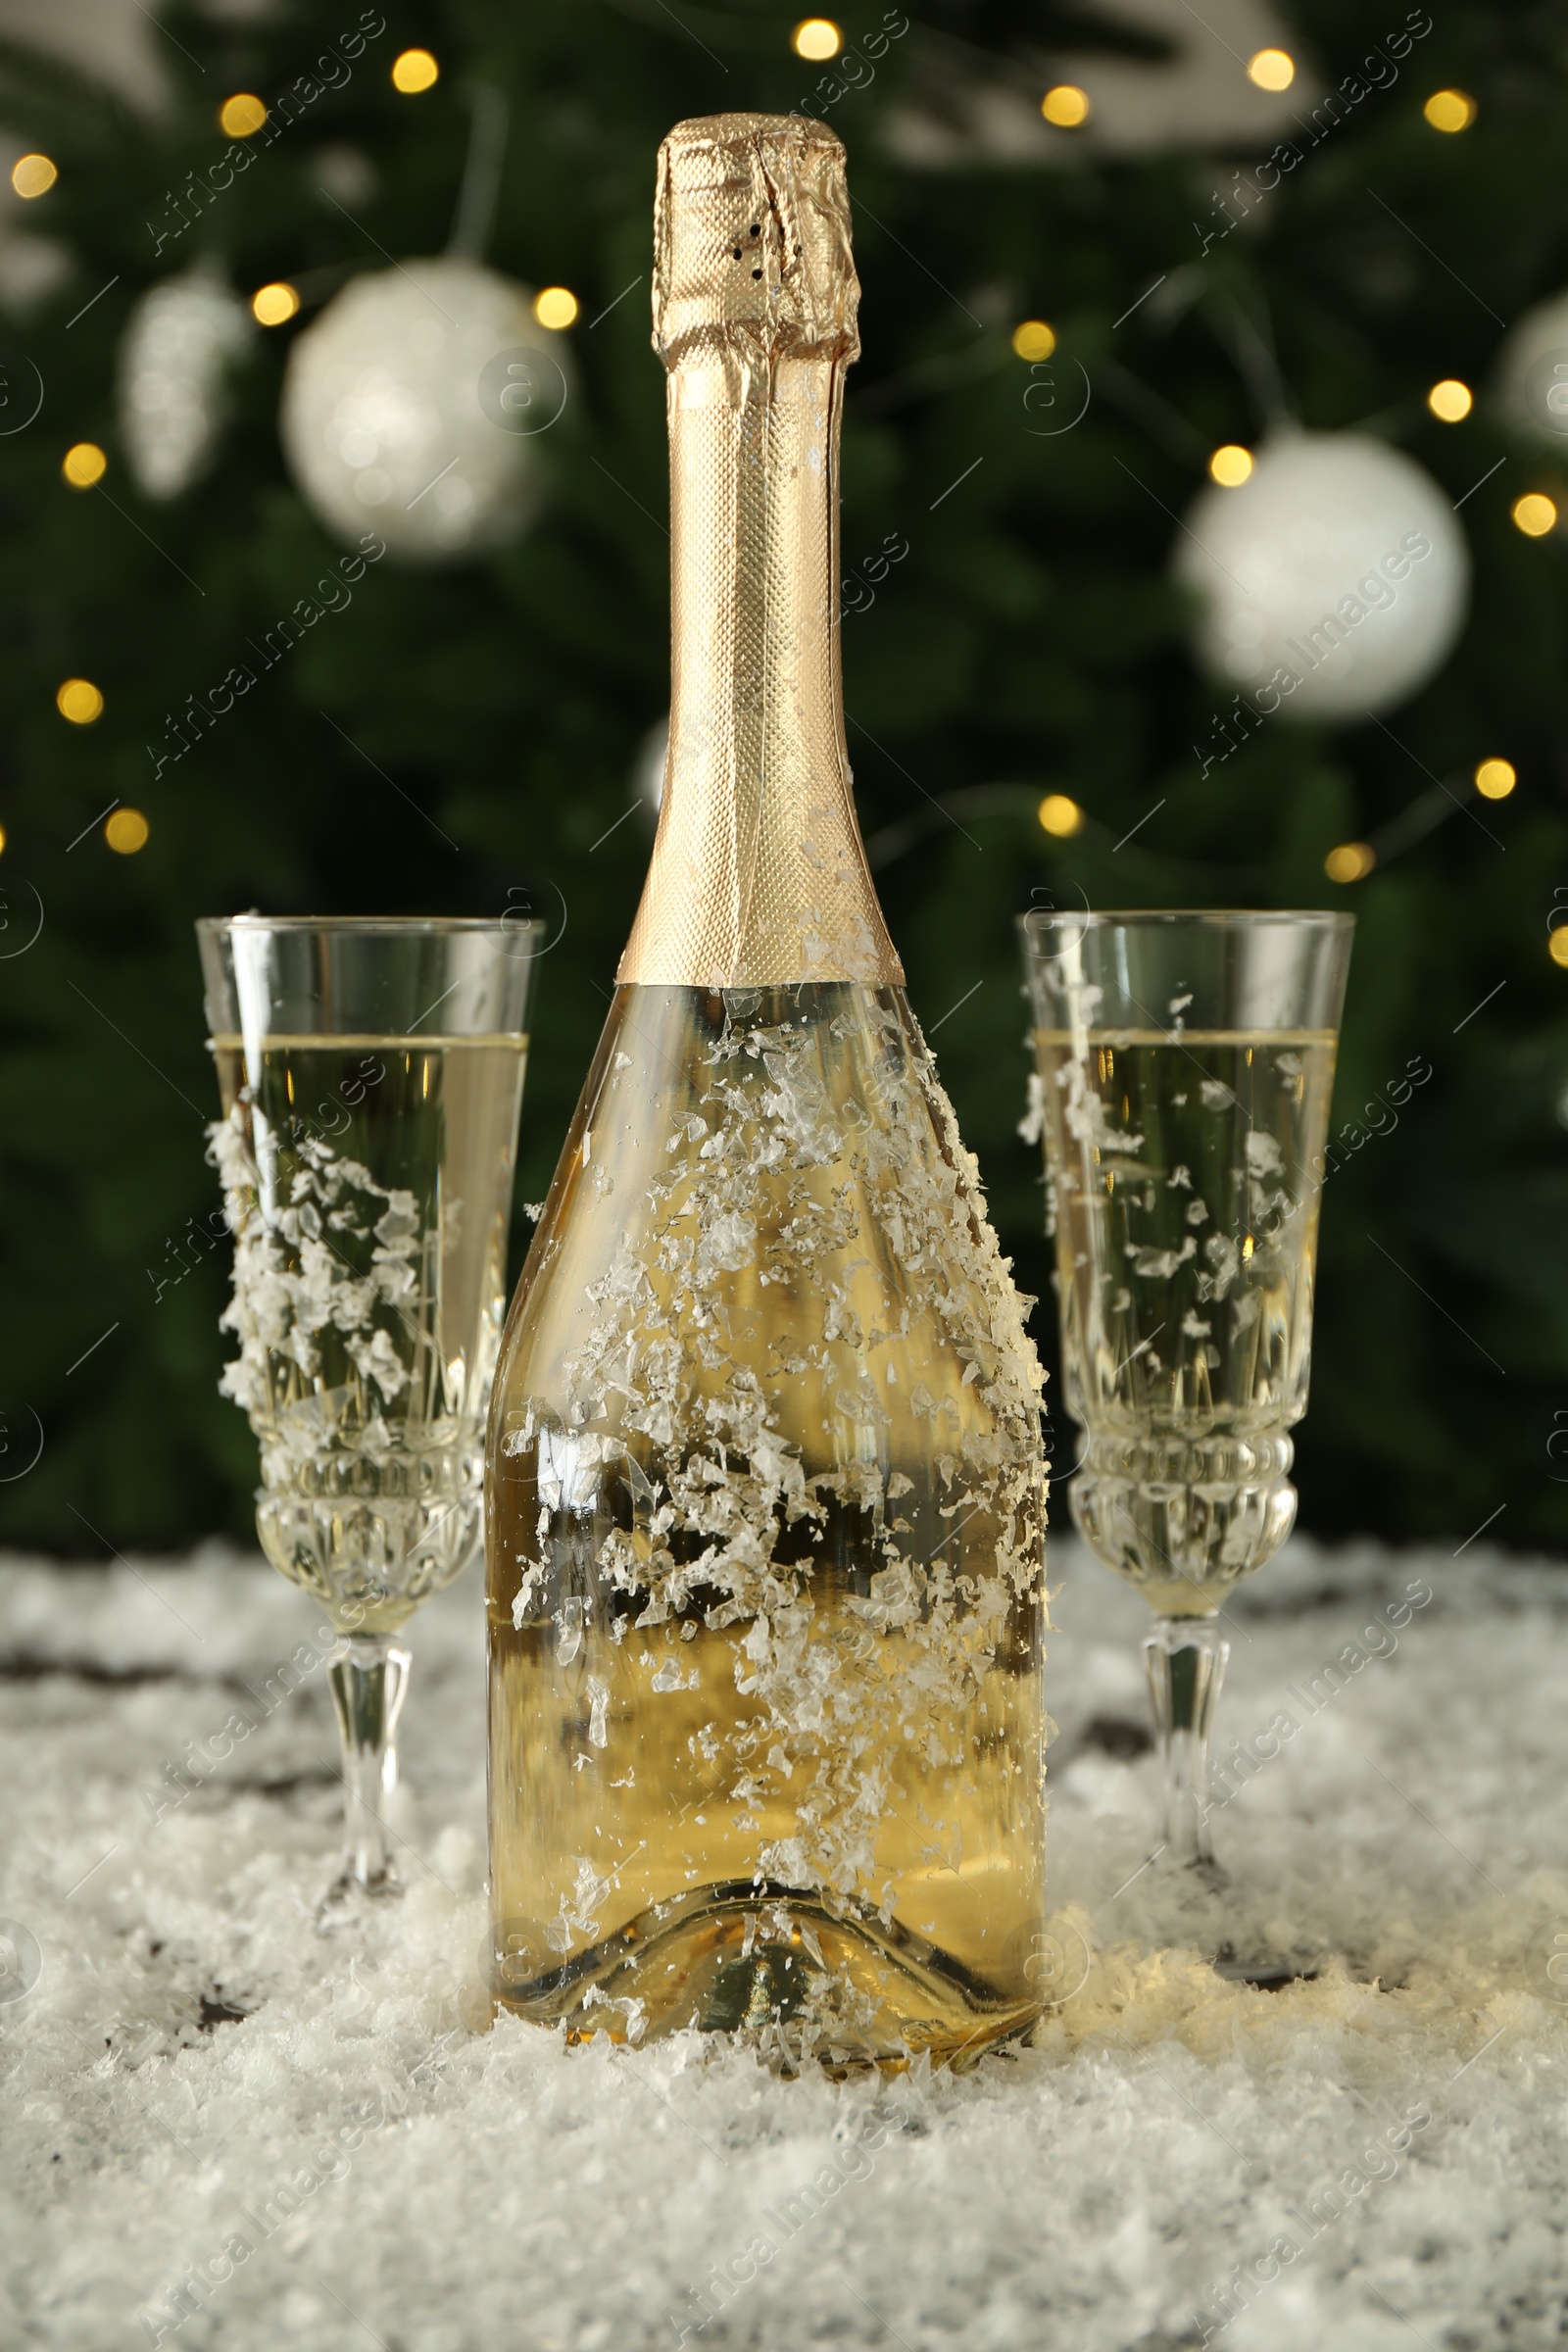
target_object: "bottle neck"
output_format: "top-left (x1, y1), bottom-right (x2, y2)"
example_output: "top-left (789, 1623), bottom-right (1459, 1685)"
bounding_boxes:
top-left (617, 354), bottom-right (902, 992)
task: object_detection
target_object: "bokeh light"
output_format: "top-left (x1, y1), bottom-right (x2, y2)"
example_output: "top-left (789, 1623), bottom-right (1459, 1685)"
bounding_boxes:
top-left (1325, 841), bottom-right (1375, 884)
top-left (57, 678), bottom-right (104, 725)
top-left (1427, 379), bottom-right (1473, 422)
top-left (1247, 49), bottom-right (1296, 90)
top-left (105, 808), bottom-right (149, 856)
top-left (792, 19), bottom-right (841, 59)
top-left (1208, 444), bottom-right (1253, 487)
top-left (1512, 492), bottom-right (1557, 537)
top-left (534, 287), bottom-right (579, 330)
top-left (392, 49), bottom-right (439, 93)
top-left (1038, 794), bottom-right (1084, 838)
top-left (11, 154), bottom-right (57, 199)
top-left (219, 94), bottom-right (267, 137)
top-left (1474, 759), bottom-right (1516, 800)
top-left (1011, 320), bottom-right (1056, 362)
top-left (252, 282), bottom-right (301, 326)
top-left (1041, 86), bottom-right (1091, 127)
top-left (1424, 89), bottom-right (1477, 131)
top-left (62, 443), bottom-right (107, 489)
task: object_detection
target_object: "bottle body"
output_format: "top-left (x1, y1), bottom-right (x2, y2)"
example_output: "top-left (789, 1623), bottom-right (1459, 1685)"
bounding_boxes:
top-left (486, 983), bottom-right (1046, 2064)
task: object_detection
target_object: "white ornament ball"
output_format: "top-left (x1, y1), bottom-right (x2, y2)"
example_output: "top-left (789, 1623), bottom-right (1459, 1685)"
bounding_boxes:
top-left (1494, 288), bottom-right (1568, 447)
top-left (280, 257), bottom-right (567, 565)
top-left (1173, 432), bottom-right (1470, 723)
top-left (119, 268), bottom-right (253, 500)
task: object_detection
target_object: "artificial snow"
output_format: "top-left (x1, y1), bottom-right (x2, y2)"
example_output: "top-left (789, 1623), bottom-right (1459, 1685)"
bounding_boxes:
top-left (2, 1532), bottom-right (1565, 2349)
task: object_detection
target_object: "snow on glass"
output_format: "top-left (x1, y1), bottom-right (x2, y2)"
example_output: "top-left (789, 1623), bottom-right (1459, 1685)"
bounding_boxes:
top-left (209, 1105), bottom-right (423, 1480)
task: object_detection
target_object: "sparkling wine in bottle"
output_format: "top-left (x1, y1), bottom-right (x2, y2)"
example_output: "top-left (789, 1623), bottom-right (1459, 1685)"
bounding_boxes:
top-left (485, 112), bottom-right (1048, 2066)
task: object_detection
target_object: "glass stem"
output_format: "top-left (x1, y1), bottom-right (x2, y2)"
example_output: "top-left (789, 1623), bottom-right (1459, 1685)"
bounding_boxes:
top-left (1143, 1617), bottom-right (1229, 1871)
top-left (326, 1633), bottom-right (412, 1895)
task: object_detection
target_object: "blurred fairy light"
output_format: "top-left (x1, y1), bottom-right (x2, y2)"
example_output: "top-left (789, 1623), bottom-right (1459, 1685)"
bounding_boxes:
top-left (1424, 89), bottom-right (1476, 131)
top-left (252, 282), bottom-right (301, 326)
top-left (1041, 86), bottom-right (1090, 127)
top-left (105, 808), bottom-right (149, 856)
top-left (219, 94), bottom-right (267, 137)
top-left (1551, 929), bottom-right (1568, 970)
top-left (0, 824), bottom-right (7, 855)
top-left (56, 678), bottom-right (103, 725)
top-left (1310, 759), bottom-right (1518, 890)
top-left (392, 48), bottom-right (439, 93)
top-left (534, 287), bottom-right (578, 329)
top-left (1324, 841), bottom-right (1375, 884)
top-left (1427, 379), bottom-right (1472, 421)
top-left (1208, 444), bottom-right (1252, 487)
top-left (1512, 492), bottom-right (1557, 536)
top-left (1247, 49), bottom-right (1295, 91)
top-left (792, 19), bottom-right (841, 60)
top-left (1011, 320), bottom-right (1055, 362)
top-left (62, 443), bottom-right (107, 488)
top-left (1037, 794), bottom-right (1083, 838)
top-left (11, 154), bottom-right (57, 199)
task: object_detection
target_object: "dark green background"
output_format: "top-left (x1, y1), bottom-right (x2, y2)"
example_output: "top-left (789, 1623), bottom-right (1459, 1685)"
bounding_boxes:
top-left (0, 0), bottom-right (1563, 1554)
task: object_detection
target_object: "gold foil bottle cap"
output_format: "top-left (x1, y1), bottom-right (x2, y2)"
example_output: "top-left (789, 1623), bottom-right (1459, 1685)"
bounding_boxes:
top-left (653, 113), bottom-right (860, 372)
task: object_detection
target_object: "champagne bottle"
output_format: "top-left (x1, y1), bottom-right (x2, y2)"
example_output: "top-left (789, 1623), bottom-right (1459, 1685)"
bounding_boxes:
top-left (486, 112), bottom-right (1048, 2067)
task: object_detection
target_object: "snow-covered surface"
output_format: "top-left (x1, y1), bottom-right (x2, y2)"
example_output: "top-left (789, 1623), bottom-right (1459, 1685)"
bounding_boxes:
top-left (3, 1531), bottom-right (1566, 2350)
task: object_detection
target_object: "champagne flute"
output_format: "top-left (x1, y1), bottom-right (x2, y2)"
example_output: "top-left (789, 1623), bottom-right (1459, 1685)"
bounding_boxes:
top-left (198, 914), bottom-right (542, 1899)
top-left (1019, 909), bottom-right (1352, 1886)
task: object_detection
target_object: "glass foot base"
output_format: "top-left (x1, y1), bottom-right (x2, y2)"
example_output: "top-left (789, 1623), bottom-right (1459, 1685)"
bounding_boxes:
top-left (1165, 1850), bottom-right (1229, 1898)
top-left (1121, 1849), bottom-right (1326, 1987)
top-left (1110, 1828), bottom-right (1328, 1986)
top-left (1210, 1943), bottom-right (1321, 1990)
top-left (318, 1866), bottom-right (403, 1925)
